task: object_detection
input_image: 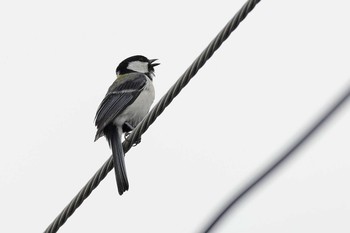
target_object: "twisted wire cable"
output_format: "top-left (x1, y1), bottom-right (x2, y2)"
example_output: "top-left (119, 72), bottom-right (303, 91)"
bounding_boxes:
top-left (201, 84), bottom-right (350, 233)
top-left (44, 0), bottom-right (261, 232)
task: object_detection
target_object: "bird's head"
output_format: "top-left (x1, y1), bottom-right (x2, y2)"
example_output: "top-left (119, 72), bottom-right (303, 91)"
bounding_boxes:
top-left (116, 55), bottom-right (160, 80)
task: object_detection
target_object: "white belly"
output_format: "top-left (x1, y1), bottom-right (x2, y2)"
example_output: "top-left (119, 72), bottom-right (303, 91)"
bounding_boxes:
top-left (114, 79), bottom-right (155, 128)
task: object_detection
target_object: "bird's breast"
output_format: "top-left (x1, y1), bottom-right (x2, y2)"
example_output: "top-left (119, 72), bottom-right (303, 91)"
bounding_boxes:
top-left (114, 80), bottom-right (155, 127)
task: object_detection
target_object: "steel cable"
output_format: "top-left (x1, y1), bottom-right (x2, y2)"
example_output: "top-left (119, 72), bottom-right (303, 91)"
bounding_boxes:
top-left (44, 0), bottom-right (261, 232)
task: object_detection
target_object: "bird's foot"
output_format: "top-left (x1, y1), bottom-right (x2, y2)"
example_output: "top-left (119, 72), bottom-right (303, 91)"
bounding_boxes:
top-left (123, 122), bottom-right (141, 146)
top-left (124, 132), bottom-right (141, 147)
top-left (124, 131), bottom-right (131, 140)
top-left (133, 137), bottom-right (141, 147)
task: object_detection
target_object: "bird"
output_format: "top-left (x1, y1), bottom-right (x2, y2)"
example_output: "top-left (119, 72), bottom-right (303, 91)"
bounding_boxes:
top-left (94, 55), bottom-right (159, 195)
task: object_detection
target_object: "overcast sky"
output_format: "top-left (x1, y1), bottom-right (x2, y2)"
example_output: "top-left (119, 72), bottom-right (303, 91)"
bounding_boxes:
top-left (1, 0), bottom-right (350, 232)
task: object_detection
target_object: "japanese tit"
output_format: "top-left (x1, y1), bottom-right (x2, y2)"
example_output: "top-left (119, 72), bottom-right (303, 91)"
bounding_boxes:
top-left (94, 55), bottom-right (159, 195)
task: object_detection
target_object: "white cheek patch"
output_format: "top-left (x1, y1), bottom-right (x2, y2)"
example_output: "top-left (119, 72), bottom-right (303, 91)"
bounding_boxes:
top-left (127, 61), bottom-right (149, 73)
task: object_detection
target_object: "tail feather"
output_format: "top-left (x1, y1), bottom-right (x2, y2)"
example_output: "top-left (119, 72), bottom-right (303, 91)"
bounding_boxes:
top-left (106, 126), bottom-right (129, 195)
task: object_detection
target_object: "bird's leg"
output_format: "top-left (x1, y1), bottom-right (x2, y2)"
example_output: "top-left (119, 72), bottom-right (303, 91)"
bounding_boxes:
top-left (123, 122), bottom-right (142, 146)
top-left (123, 122), bottom-right (134, 139)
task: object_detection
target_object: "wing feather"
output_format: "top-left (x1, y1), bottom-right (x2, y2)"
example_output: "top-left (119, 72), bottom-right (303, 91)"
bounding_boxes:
top-left (94, 74), bottom-right (147, 140)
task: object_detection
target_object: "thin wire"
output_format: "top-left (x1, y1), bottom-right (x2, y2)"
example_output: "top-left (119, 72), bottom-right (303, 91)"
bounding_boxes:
top-left (44, 0), bottom-right (261, 232)
top-left (201, 84), bottom-right (350, 233)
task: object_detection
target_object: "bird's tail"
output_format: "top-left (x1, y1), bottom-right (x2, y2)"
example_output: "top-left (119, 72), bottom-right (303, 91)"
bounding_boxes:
top-left (106, 126), bottom-right (129, 195)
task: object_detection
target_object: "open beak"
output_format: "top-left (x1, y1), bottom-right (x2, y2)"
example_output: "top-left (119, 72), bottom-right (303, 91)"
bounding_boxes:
top-left (150, 58), bottom-right (160, 67)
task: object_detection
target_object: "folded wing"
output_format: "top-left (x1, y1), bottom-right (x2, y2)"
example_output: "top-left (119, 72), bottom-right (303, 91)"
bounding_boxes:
top-left (94, 74), bottom-right (147, 141)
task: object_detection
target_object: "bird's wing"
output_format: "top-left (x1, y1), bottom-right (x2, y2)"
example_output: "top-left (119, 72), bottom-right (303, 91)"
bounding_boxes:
top-left (94, 74), bottom-right (147, 140)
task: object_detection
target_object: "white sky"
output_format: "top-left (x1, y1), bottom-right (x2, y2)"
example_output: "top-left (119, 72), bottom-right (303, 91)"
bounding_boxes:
top-left (0, 0), bottom-right (349, 232)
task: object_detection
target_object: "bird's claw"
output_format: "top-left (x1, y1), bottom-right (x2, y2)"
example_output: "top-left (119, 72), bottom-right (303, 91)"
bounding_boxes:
top-left (132, 138), bottom-right (141, 147)
top-left (124, 131), bottom-right (131, 140)
top-left (124, 132), bottom-right (141, 147)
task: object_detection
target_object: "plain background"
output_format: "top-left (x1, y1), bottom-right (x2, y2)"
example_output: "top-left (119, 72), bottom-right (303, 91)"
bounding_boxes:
top-left (0, 0), bottom-right (349, 232)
